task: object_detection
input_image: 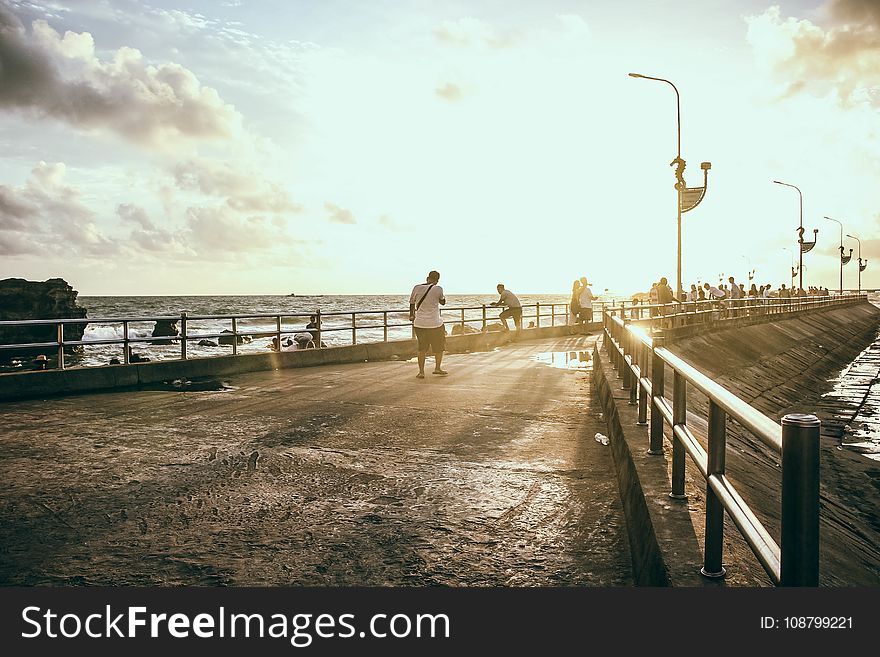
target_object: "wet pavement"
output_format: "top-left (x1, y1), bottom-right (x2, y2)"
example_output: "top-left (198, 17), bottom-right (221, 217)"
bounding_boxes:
top-left (0, 335), bottom-right (633, 586)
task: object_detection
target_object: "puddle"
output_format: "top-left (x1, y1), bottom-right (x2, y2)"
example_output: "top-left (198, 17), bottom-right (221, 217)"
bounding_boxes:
top-left (532, 351), bottom-right (592, 370)
top-left (142, 377), bottom-right (235, 392)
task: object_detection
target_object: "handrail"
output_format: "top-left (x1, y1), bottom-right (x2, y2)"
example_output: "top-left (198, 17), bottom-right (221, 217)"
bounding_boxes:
top-left (600, 293), bottom-right (859, 585)
top-left (0, 301), bottom-right (598, 368)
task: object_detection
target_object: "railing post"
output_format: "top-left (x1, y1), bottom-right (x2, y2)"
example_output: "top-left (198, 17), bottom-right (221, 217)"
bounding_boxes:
top-left (670, 371), bottom-right (687, 499)
top-left (123, 320), bottom-right (130, 364)
top-left (180, 312), bottom-right (187, 360)
top-left (551, 304), bottom-right (556, 327)
top-left (231, 317), bottom-right (238, 355)
top-left (649, 338), bottom-right (665, 455)
top-left (314, 310), bottom-right (323, 348)
top-left (276, 315), bottom-right (282, 351)
top-left (383, 311), bottom-right (388, 342)
top-left (57, 323), bottom-right (64, 370)
top-left (637, 342), bottom-right (648, 426)
top-left (780, 413), bottom-right (820, 586)
top-left (535, 302), bottom-right (540, 328)
top-left (621, 320), bottom-right (632, 391)
top-left (461, 308), bottom-right (466, 332)
top-left (628, 329), bottom-right (637, 406)
top-left (702, 400), bottom-right (727, 578)
top-left (351, 312), bottom-right (357, 345)
top-left (481, 305), bottom-right (487, 331)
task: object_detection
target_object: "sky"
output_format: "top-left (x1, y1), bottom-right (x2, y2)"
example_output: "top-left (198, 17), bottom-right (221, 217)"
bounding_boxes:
top-left (0, 0), bottom-right (878, 296)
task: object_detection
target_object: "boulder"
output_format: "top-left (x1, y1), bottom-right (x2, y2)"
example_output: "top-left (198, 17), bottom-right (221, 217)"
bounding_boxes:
top-left (197, 339), bottom-right (218, 347)
top-left (151, 319), bottom-right (179, 345)
top-left (0, 278), bottom-right (88, 361)
top-left (484, 322), bottom-right (506, 333)
top-left (451, 324), bottom-right (480, 336)
top-left (218, 329), bottom-right (252, 346)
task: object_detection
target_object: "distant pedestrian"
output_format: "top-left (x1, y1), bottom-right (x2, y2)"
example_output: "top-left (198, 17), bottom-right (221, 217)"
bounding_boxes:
top-left (491, 283), bottom-right (523, 332)
top-left (569, 279), bottom-right (581, 327)
top-left (728, 277), bottom-right (742, 300)
top-left (409, 270), bottom-right (447, 378)
top-left (577, 277), bottom-right (594, 326)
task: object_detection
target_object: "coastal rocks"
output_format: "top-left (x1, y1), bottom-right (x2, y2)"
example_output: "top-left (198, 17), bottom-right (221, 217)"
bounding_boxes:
top-left (197, 339), bottom-right (218, 347)
top-left (219, 329), bottom-right (251, 346)
top-left (484, 323), bottom-right (506, 333)
top-left (151, 319), bottom-right (179, 345)
top-left (0, 278), bottom-right (88, 361)
top-left (451, 324), bottom-right (480, 336)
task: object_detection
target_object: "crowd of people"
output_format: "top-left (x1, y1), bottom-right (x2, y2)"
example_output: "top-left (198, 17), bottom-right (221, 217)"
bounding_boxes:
top-left (645, 275), bottom-right (831, 303)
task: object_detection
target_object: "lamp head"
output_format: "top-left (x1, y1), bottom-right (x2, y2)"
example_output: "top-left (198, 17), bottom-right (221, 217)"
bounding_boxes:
top-left (700, 162), bottom-right (711, 170)
top-left (628, 73), bottom-right (644, 78)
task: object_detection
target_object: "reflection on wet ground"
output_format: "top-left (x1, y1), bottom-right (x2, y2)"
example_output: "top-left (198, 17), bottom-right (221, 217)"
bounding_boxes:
top-left (821, 329), bottom-right (880, 461)
top-left (532, 351), bottom-right (593, 370)
top-left (141, 377), bottom-right (235, 392)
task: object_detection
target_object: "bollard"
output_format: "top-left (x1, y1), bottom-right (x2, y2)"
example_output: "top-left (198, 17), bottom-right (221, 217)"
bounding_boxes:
top-left (670, 371), bottom-right (687, 499)
top-left (779, 413), bottom-right (820, 586)
top-left (701, 400), bottom-right (727, 578)
top-left (648, 339), bottom-right (665, 455)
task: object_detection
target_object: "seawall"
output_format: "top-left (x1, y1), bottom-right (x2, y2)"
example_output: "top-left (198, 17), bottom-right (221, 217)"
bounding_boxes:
top-left (0, 322), bottom-right (602, 402)
top-left (596, 301), bottom-right (880, 585)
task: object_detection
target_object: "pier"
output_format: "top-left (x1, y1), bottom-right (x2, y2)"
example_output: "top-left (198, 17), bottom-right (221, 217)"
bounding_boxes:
top-left (0, 294), bottom-right (877, 586)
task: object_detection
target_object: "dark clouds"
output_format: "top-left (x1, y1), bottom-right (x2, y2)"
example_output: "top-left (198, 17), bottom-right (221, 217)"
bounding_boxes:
top-left (0, 3), bottom-right (242, 147)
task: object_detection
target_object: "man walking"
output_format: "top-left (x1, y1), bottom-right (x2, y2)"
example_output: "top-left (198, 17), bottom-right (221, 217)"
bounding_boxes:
top-left (409, 270), bottom-right (447, 378)
top-left (491, 283), bottom-right (522, 332)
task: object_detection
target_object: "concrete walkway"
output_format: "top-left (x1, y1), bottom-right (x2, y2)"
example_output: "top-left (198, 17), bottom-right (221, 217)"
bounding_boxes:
top-left (0, 334), bottom-right (633, 586)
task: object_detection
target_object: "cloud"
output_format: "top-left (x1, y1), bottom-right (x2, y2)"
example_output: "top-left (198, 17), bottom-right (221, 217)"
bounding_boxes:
top-left (117, 202), bottom-right (192, 254)
top-left (0, 3), bottom-right (243, 148)
top-left (324, 201), bottom-right (355, 224)
top-left (433, 18), bottom-right (522, 49)
top-left (184, 206), bottom-right (298, 253)
top-left (0, 161), bottom-right (118, 257)
top-left (172, 158), bottom-right (302, 214)
top-left (435, 82), bottom-right (463, 101)
top-left (745, 1), bottom-right (880, 106)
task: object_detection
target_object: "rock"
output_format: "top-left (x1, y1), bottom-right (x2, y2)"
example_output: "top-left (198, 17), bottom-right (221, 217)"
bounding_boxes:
top-left (451, 324), bottom-right (480, 336)
top-left (218, 329), bottom-right (252, 346)
top-left (151, 319), bottom-right (178, 345)
top-left (484, 323), bottom-right (506, 333)
top-left (197, 339), bottom-right (218, 347)
top-left (0, 278), bottom-right (88, 361)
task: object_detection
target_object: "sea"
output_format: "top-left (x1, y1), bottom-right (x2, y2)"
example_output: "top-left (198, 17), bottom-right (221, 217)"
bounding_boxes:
top-left (70, 293), bottom-right (584, 367)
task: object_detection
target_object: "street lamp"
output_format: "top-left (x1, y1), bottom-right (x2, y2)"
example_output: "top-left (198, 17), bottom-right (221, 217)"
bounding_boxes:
top-left (824, 216), bottom-right (852, 295)
top-left (773, 180), bottom-right (818, 295)
top-left (846, 233), bottom-right (866, 293)
top-left (629, 73), bottom-right (711, 302)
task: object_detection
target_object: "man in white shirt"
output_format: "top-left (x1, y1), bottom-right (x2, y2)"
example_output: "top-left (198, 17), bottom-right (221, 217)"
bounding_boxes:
top-left (577, 277), bottom-right (594, 327)
top-left (409, 270), bottom-right (447, 378)
top-left (491, 283), bottom-right (522, 331)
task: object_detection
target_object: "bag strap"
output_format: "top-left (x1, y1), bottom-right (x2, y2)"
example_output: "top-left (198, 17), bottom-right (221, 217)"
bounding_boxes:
top-left (415, 284), bottom-right (435, 311)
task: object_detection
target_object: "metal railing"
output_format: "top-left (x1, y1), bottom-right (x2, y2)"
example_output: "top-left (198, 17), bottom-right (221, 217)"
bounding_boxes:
top-left (599, 294), bottom-right (870, 585)
top-left (0, 302), bottom-right (592, 370)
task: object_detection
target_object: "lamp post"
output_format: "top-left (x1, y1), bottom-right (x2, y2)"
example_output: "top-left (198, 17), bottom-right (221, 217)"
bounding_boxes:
top-left (846, 234), bottom-right (866, 293)
top-left (823, 217), bottom-right (842, 294)
top-left (773, 180), bottom-right (818, 295)
top-left (629, 73), bottom-right (711, 302)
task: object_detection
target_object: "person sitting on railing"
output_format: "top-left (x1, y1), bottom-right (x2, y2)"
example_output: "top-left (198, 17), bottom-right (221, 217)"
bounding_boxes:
top-left (491, 283), bottom-right (523, 332)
